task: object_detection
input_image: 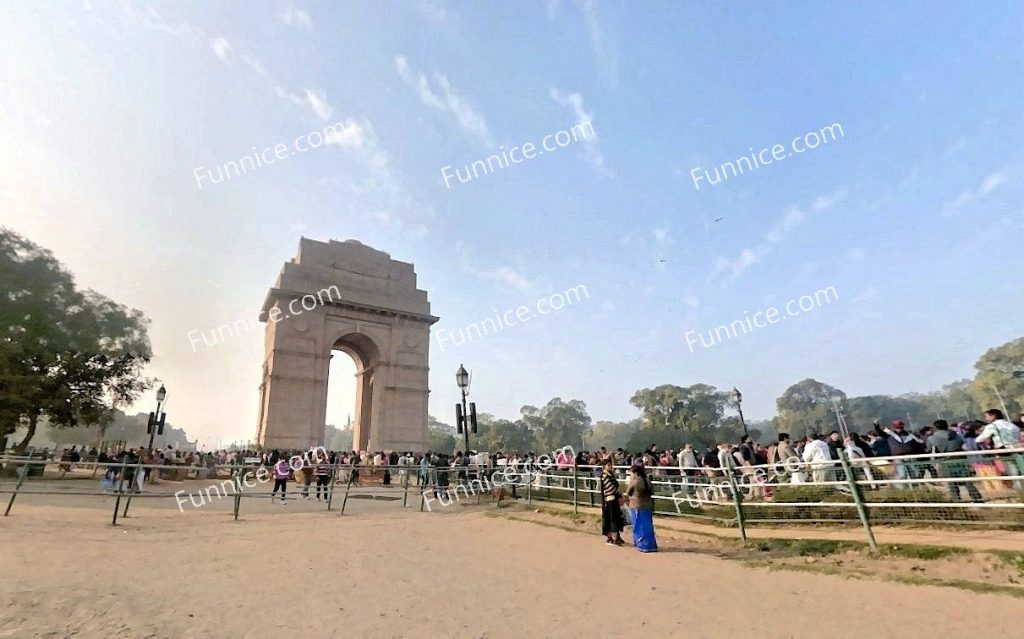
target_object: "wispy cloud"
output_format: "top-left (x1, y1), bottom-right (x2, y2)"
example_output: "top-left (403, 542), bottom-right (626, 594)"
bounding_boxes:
top-left (279, 2), bottom-right (313, 30)
top-left (395, 56), bottom-right (445, 109)
top-left (240, 54), bottom-right (265, 77)
top-left (941, 168), bottom-right (1011, 217)
top-left (304, 88), bottom-right (334, 121)
top-left (394, 55), bottom-right (493, 146)
top-left (548, 0), bottom-right (618, 89)
top-left (210, 36), bottom-right (232, 63)
top-left (712, 189), bottom-right (847, 281)
top-left (480, 266), bottom-right (533, 292)
top-left (417, 1), bottom-right (459, 27)
top-left (453, 242), bottom-right (533, 292)
top-left (549, 87), bottom-right (612, 177)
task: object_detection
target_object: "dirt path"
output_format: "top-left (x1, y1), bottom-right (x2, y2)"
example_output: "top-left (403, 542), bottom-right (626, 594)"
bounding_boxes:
top-left (1, 504), bottom-right (1021, 638)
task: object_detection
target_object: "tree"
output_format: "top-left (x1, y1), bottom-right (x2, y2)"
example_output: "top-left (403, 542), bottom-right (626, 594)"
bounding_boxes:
top-left (427, 415), bottom-right (457, 454)
top-left (589, 419), bottom-right (639, 451)
top-left (8, 409), bottom-right (195, 450)
top-left (970, 338), bottom-right (1024, 417)
top-left (324, 424), bottom-right (353, 451)
top-left (0, 228), bottom-right (152, 451)
top-left (470, 412), bottom-right (536, 453)
top-left (775, 379), bottom-right (846, 439)
top-left (519, 398), bottom-right (592, 452)
top-left (629, 384), bottom-right (727, 431)
top-left (845, 394), bottom-right (924, 432)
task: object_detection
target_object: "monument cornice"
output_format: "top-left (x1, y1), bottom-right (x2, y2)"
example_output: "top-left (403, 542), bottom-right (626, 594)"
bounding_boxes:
top-left (260, 287), bottom-right (439, 325)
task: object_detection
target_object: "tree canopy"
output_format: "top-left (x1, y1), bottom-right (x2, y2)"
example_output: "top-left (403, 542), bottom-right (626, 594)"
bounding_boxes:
top-left (0, 228), bottom-right (152, 451)
top-left (970, 338), bottom-right (1024, 416)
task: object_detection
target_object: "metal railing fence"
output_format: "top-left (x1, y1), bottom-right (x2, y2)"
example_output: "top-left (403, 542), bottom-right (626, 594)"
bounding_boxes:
top-left (3, 448), bottom-right (1022, 548)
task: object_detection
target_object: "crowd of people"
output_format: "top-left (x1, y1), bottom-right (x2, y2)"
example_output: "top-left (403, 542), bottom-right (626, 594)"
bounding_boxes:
top-left (19, 409), bottom-right (1022, 540)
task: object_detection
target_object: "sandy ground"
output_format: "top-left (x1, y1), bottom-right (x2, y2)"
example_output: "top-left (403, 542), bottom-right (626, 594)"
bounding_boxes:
top-left (2, 489), bottom-right (1023, 639)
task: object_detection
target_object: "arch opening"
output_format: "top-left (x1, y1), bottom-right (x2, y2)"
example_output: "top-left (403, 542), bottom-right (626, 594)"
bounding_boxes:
top-left (327, 333), bottom-right (380, 452)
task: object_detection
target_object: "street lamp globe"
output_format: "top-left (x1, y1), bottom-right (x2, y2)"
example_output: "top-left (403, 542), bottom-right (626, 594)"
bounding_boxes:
top-left (455, 365), bottom-right (470, 391)
top-left (156, 385), bottom-right (167, 402)
top-left (732, 387), bottom-right (742, 404)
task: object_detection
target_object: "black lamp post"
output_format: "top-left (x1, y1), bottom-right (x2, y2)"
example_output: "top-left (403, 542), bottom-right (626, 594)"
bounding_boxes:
top-left (456, 365), bottom-right (471, 452)
top-left (146, 385), bottom-right (168, 452)
top-left (732, 387), bottom-right (748, 438)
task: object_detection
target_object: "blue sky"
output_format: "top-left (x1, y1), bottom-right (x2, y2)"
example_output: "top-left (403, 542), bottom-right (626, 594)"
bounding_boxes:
top-left (1, 1), bottom-right (1021, 448)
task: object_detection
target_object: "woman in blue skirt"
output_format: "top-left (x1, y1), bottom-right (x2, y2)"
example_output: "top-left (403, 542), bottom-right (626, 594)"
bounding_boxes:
top-left (626, 463), bottom-right (658, 552)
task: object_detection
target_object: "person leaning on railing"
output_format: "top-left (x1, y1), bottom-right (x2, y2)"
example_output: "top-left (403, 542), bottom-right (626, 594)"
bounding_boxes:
top-left (976, 409), bottom-right (1024, 490)
top-left (873, 419), bottom-right (922, 487)
top-left (975, 409), bottom-right (1022, 451)
top-left (926, 420), bottom-right (984, 503)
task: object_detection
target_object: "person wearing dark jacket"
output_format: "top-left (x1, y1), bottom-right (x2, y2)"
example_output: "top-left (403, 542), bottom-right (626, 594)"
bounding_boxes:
top-left (826, 431), bottom-right (843, 460)
top-left (874, 419), bottom-right (922, 486)
top-left (926, 420), bottom-right (983, 502)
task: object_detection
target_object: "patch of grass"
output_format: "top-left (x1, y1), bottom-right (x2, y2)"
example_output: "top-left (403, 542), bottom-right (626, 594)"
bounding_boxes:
top-left (989, 550), bottom-right (1024, 572)
top-left (879, 544), bottom-right (968, 560)
top-left (893, 574), bottom-right (1024, 598)
top-left (749, 538), bottom-right (968, 561)
top-left (749, 537), bottom-right (864, 556)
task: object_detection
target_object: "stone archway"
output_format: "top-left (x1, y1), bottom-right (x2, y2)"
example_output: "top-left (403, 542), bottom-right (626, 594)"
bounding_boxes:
top-left (255, 238), bottom-right (437, 451)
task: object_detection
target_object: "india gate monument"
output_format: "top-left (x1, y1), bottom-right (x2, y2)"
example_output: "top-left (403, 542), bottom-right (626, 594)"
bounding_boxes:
top-left (255, 238), bottom-right (437, 451)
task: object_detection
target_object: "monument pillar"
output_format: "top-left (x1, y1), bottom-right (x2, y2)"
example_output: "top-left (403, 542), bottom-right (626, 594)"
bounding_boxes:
top-left (256, 238), bottom-right (437, 451)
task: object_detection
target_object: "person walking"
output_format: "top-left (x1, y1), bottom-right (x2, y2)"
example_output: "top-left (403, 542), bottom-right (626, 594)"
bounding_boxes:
top-left (625, 463), bottom-right (658, 553)
top-left (418, 453), bottom-right (430, 488)
top-left (600, 459), bottom-right (625, 546)
top-left (271, 456), bottom-right (290, 504)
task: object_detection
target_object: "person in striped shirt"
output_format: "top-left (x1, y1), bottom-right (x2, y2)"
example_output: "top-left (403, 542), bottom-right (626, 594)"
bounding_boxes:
top-left (600, 459), bottom-right (625, 546)
top-left (315, 454), bottom-right (333, 501)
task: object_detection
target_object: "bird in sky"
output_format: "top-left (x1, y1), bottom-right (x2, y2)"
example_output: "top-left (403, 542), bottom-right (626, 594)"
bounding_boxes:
top-left (714, 217), bottom-right (724, 222)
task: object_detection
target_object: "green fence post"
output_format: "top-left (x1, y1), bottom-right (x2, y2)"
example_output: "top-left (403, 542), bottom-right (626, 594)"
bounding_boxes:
top-left (326, 458), bottom-right (340, 511)
top-left (495, 469), bottom-right (505, 508)
top-left (572, 460), bottom-right (579, 514)
top-left (4, 459), bottom-right (31, 517)
top-left (340, 464), bottom-right (353, 515)
top-left (839, 450), bottom-right (877, 551)
top-left (724, 456), bottom-right (747, 541)
top-left (403, 464), bottom-right (410, 508)
top-left (233, 461), bottom-right (244, 521)
top-left (111, 458), bottom-right (128, 526)
top-left (122, 456), bottom-right (145, 518)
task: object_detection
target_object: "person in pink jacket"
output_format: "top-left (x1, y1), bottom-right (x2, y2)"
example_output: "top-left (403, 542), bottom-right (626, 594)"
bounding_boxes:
top-left (271, 456), bottom-right (291, 504)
